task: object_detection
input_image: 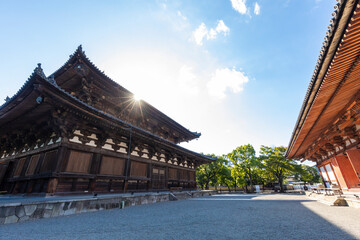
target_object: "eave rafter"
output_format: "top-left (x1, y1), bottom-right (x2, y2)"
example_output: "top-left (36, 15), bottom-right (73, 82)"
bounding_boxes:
top-left (287, 1), bottom-right (360, 161)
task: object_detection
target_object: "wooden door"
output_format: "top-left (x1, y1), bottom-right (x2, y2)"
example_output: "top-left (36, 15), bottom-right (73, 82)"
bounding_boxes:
top-left (152, 167), bottom-right (166, 189)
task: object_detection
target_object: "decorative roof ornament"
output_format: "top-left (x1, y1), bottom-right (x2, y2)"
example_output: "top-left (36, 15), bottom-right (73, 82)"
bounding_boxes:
top-left (47, 74), bottom-right (57, 85)
top-left (35, 63), bottom-right (47, 79)
top-left (4, 96), bottom-right (10, 102)
top-left (75, 45), bottom-right (84, 58)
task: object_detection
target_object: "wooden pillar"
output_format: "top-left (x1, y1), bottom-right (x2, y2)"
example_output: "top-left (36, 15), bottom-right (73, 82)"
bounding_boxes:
top-left (147, 162), bottom-right (152, 191)
top-left (317, 165), bottom-right (329, 187)
top-left (165, 166), bottom-right (169, 189)
top-left (123, 159), bottom-right (131, 192)
top-left (47, 178), bottom-right (58, 194)
top-left (90, 153), bottom-right (101, 192)
top-left (55, 146), bottom-right (68, 172)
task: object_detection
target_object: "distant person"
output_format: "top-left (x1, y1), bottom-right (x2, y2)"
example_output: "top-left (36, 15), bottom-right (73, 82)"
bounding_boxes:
top-left (303, 186), bottom-right (308, 191)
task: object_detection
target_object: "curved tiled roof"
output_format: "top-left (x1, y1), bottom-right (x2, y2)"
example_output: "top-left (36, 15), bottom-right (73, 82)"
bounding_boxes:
top-left (50, 45), bottom-right (201, 142)
top-left (0, 64), bottom-right (45, 111)
top-left (286, 0), bottom-right (358, 157)
top-left (0, 60), bottom-right (212, 162)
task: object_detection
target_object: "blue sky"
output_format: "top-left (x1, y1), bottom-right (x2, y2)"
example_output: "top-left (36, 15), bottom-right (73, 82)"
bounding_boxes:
top-left (0, 0), bottom-right (335, 156)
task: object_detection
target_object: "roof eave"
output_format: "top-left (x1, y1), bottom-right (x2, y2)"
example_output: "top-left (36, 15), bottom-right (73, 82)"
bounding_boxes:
top-left (286, 0), bottom-right (357, 158)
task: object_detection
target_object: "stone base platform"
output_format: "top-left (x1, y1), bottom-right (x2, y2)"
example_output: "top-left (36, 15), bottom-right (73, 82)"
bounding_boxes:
top-left (0, 190), bottom-right (215, 224)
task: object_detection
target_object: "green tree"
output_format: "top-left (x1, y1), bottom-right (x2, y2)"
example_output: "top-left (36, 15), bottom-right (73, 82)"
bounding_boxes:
top-left (260, 146), bottom-right (299, 192)
top-left (294, 165), bottom-right (321, 184)
top-left (196, 155), bottom-right (226, 189)
top-left (227, 144), bottom-right (260, 192)
top-left (218, 165), bottom-right (235, 191)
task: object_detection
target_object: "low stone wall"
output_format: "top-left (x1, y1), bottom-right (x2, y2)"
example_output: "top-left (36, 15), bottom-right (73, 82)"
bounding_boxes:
top-left (0, 191), bottom-right (214, 224)
top-left (306, 191), bottom-right (348, 206)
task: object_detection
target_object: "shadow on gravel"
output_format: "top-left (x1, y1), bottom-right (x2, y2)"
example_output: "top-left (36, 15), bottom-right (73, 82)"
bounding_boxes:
top-left (0, 194), bottom-right (358, 240)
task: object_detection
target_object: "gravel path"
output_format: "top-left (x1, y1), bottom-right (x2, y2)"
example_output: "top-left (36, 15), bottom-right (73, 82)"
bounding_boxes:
top-left (1, 193), bottom-right (359, 240)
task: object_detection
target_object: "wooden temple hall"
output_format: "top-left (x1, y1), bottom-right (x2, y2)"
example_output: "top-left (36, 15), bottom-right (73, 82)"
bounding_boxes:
top-left (286, 0), bottom-right (360, 192)
top-left (0, 46), bottom-right (213, 195)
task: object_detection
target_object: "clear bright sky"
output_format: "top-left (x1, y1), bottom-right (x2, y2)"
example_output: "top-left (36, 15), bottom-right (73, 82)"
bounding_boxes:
top-left (0, 0), bottom-right (336, 156)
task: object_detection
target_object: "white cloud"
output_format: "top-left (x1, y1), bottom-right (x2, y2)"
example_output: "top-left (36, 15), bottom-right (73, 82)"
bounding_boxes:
top-left (254, 2), bottom-right (260, 15)
top-left (177, 11), bottom-right (187, 21)
top-left (207, 67), bottom-right (249, 99)
top-left (192, 20), bottom-right (230, 46)
top-left (215, 20), bottom-right (230, 35)
top-left (230, 0), bottom-right (247, 15)
top-left (193, 23), bottom-right (208, 45)
top-left (208, 28), bottom-right (217, 40)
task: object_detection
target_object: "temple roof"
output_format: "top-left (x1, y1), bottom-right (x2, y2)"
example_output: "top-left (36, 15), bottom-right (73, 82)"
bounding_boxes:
top-left (2, 46), bottom-right (201, 144)
top-left (286, 0), bottom-right (360, 159)
top-left (0, 63), bottom-right (213, 163)
top-left (50, 46), bottom-right (200, 144)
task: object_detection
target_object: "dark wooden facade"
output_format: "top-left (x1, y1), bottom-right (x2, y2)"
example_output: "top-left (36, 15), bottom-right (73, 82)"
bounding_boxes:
top-left (0, 47), bottom-right (213, 195)
top-left (286, 1), bottom-right (360, 191)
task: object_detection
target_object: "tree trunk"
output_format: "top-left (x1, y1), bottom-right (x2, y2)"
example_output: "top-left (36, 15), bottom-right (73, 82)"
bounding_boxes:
top-left (248, 168), bottom-right (253, 193)
top-left (279, 177), bottom-right (284, 193)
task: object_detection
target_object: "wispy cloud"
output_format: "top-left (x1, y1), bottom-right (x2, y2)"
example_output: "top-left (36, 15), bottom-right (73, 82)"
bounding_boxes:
top-left (177, 11), bottom-right (187, 21)
top-left (192, 20), bottom-right (230, 46)
top-left (254, 2), bottom-right (260, 15)
top-left (207, 67), bottom-right (249, 99)
top-left (230, 0), bottom-right (247, 15)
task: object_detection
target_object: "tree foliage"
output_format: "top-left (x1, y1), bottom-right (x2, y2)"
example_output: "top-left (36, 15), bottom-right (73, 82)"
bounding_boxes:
top-left (196, 155), bottom-right (227, 189)
top-left (294, 165), bottom-right (321, 184)
top-left (259, 146), bottom-right (298, 192)
top-left (196, 145), bottom-right (317, 193)
top-left (227, 144), bottom-right (263, 192)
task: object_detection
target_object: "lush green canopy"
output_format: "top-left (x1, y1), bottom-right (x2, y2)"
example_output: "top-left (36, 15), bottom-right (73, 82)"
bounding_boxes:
top-left (196, 144), bottom-right (321, 192)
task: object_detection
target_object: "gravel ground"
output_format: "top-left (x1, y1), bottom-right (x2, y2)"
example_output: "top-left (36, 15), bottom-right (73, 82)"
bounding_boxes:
top-left (0, 193), bottom-right (359, 240)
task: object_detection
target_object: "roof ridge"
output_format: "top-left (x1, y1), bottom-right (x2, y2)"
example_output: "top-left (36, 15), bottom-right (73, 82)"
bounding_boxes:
top-left (0, 64), bottom-right (48, 110)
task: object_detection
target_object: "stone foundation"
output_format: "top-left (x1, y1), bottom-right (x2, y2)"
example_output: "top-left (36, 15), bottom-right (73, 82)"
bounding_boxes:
top-left (0, 190), bottom-right (214, 224)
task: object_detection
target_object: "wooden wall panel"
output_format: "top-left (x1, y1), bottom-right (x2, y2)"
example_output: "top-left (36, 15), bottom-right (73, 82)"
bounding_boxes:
top-left (346, 149), bottom-right (360, 179)
top-left (100, 156), bottom-right (125, 175)
top-left (13, 158), bottom-right (26, 177)
top-left (179, 170), bottom-right (188, 180)
top-left (168, 168), bottom-right (177, 180)
top-left (40, 150), bottom-right (58, 173)
top-left (189, 171), bottom-right (195, 181)
top-left (335, 155), bottom-right (360, 189)
top-left (130, 161), bottom-right (147, 177)
top-left (25, 154), bottom-right (40, 176)
top-left (65, 151), bottom-right (91, 173)
top-left (330, 157), bottom-right (348, 189)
